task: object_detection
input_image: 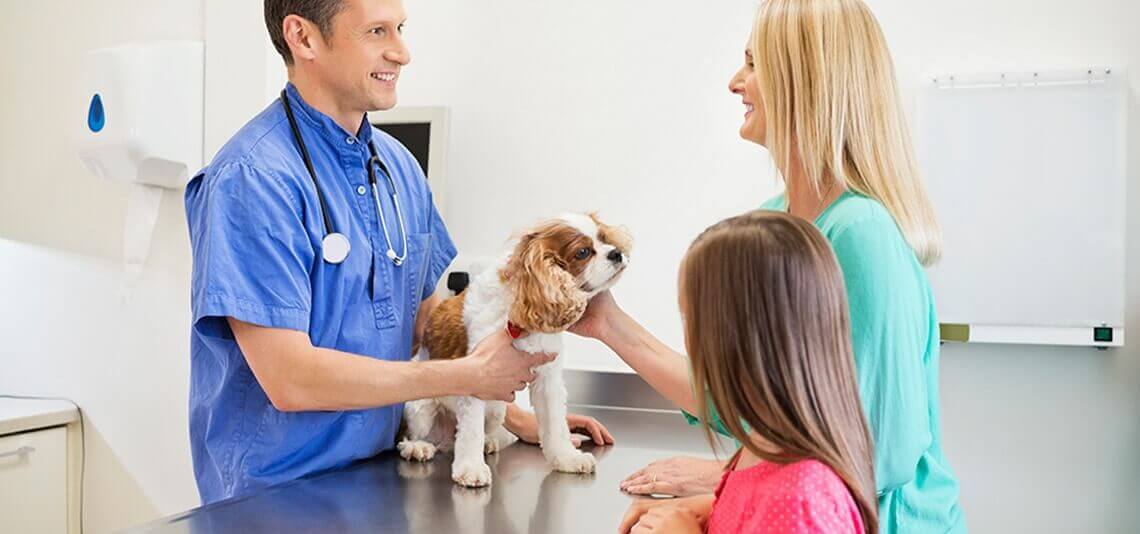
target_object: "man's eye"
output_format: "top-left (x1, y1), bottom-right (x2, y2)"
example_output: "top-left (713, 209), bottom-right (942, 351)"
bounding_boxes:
top-left (370, 27), bottom-right (386, 36)
top-left (575, 248), bottom-right (593, 260)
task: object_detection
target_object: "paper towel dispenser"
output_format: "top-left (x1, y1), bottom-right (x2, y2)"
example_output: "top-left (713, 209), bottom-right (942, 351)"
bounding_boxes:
top-left (74, 41), bottom-right (204, 189)
top-left (72, 41), bottom-right (204, 290)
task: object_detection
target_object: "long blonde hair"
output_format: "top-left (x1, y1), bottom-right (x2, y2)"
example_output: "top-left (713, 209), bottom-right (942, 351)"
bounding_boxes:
top-left (753, 0), bottom-right (941, 265)
top-left (682, 211), bottom-right (877, 534)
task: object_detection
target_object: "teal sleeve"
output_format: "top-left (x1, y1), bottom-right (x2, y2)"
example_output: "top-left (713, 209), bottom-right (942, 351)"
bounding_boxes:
top-left (830, 218), bottom-right (933, 494)
top-left (681, 406), bottom-right (731, 437)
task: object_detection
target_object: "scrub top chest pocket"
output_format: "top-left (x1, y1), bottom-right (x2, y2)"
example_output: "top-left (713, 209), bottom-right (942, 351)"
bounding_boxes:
top-left (371, 232), bottom-right (432, 331)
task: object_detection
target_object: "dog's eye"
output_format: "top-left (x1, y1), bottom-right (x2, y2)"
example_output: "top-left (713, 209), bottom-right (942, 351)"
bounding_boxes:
top-left (575, 247), bottom-right (593, 260)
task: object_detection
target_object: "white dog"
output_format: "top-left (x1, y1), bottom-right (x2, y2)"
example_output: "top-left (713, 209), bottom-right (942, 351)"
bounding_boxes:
top-left (397, 213), bottom-right (632, 487)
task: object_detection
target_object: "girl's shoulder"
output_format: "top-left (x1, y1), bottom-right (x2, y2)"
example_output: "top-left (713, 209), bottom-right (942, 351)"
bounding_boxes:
top-left (715, 459), bottom-right (864, 534)
top-left (761, 459), bottom-right (852, 495)
top-left (726, 458), bottom-right (854, 505)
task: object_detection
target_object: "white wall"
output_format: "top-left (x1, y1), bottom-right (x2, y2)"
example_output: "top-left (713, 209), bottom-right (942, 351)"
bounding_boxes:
top-left (0, 1), bottom-right (203, 532)
top-left (0, 0), bottom-right (1136, 532)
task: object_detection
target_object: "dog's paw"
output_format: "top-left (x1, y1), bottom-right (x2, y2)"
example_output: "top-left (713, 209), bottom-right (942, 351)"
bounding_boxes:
top-left (452, 460), bottom-right (493, 487)
top-left (550, 450), bottom-right (597, 474)
top-left (483, 435), bottom-right (501, 455)
top-left (397, 439), bottom-right (437, 462)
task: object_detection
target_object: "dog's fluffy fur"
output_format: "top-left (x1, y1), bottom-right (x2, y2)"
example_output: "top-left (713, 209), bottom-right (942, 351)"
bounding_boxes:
top-left (398, 212), bottom-right (632, 487)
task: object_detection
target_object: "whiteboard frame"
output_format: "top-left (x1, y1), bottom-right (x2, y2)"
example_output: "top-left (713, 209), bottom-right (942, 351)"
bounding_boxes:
top-left (919, 67), bottom-right (1127, 348)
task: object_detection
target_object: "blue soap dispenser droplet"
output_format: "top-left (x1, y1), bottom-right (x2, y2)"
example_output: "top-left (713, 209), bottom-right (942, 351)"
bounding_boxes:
top-left (87, 93), bottom-right (105, 133)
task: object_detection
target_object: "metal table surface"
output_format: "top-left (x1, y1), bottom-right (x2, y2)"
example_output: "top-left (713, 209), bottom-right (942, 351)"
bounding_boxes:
top-left (127, 406), bottom-right (725, 534)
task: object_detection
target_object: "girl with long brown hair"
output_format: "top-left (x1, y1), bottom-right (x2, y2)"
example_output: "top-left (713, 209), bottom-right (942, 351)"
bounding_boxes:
top-left (619, 211), bottom-right (876, 534)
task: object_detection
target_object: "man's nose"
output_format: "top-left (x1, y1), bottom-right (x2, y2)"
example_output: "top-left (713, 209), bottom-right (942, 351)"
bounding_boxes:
top-left (386, 38), bottom-right (411, 66)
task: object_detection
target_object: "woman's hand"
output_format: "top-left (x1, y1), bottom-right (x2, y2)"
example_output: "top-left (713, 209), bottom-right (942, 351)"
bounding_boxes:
top-left (504, 404), bottom-right (615, 447)
top-left (568, 290), bottom-right (624, 343)
top-left (621, 456), bottom-right (725, 496)
top-left (619, 495), bottom-right (713, 534)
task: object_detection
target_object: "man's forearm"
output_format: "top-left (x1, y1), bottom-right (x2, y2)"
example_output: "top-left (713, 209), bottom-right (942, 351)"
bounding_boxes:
top-left (275, 345), bottom-right (469, 411)
top-left (230, 318), bottom-right (471, 412)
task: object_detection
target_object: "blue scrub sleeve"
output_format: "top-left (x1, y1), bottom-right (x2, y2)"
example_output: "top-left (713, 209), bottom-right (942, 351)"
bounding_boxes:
top-left (420, 195), bottom-right (457, 302)
top-left (190, 162), bottom-right (315, 338)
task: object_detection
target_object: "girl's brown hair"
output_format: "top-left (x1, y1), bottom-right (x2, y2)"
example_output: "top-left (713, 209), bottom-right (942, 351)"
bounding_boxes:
top-left (681, 210), bottom-right (877, 533)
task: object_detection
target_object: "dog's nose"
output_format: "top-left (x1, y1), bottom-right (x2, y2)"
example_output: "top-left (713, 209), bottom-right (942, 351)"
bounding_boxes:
top-left (607, 249), bottom-right (624, 263)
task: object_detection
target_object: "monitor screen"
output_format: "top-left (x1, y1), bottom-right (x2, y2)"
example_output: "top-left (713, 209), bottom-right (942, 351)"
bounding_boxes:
top-left (375, 122), bottom-right (431, 175)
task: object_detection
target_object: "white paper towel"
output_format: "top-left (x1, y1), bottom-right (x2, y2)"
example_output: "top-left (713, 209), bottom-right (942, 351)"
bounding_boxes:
top-left (118, 183), bottom-right (164, 302)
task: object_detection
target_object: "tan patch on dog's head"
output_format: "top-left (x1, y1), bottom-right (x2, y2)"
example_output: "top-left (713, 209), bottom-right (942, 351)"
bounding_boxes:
top-left (589, 212), bottom-right (633, 256)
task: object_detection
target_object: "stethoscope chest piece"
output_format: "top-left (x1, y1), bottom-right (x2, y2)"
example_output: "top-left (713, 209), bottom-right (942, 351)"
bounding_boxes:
top-left (322, 233), bottom-right (351, 264)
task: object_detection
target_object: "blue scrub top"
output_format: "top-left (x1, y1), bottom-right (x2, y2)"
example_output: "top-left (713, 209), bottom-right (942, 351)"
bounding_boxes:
top-left (184, 83), bottom-right (457, 504)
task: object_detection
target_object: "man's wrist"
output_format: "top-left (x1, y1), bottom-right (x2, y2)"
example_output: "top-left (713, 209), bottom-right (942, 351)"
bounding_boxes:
top-left (432, 358), bottom-right (474, 397)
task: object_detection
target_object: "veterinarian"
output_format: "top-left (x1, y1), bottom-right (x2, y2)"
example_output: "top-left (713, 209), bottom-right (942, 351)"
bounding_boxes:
top-left (184, 0), bottom-right (610, 504)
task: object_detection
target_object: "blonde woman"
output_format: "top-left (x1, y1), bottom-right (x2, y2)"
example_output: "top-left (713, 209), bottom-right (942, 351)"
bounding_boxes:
top-left (571, 0), bottom-right (966, 532)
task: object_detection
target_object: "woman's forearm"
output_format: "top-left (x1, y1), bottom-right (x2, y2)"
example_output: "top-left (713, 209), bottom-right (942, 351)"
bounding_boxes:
top-left (601, 312), bottom-right (698, 413)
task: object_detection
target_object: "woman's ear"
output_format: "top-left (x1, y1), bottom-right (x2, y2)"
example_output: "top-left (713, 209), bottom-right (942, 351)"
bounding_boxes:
top-left (503, 234), bottom-right (588, 333)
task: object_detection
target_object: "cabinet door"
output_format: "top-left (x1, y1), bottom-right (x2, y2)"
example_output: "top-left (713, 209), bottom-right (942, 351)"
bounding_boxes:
top-left (0, 426), bottom-right (68, 534)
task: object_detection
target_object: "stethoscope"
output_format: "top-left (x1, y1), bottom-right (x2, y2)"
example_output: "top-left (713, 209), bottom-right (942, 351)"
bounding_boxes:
top-left (280, 89), bottom-right (408, 266)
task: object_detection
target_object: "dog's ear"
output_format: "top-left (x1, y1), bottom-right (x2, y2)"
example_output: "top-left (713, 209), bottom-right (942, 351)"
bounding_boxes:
top-left (589, 212), bottom-right (634, 254)
top-left (502, 233), bottom-right (588, 333)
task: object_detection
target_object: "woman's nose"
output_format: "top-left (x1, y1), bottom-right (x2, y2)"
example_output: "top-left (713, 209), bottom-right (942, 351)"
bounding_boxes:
top-left (729, 75), bottom-right (743, 94)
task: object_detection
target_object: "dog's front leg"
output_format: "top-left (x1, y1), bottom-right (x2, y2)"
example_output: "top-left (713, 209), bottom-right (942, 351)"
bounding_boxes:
top-left (530, 359), bottom-right (597, 474)
top-left (451, 396), bottom-right (493, 487)
top-left (397, 398), bottom-right (439, 462)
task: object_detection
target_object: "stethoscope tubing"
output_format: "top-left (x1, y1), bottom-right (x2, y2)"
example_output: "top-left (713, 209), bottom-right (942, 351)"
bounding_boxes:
top-left (280, 89), bottom-right (408, 266)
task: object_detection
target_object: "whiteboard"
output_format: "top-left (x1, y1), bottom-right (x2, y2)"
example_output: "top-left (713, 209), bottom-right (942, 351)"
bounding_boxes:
top-left (916, 69), bottom-right (1127, 345)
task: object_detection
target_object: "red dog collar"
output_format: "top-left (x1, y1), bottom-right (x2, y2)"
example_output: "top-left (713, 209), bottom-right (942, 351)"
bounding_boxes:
top-left (506, 322), bottom-right (524, 339)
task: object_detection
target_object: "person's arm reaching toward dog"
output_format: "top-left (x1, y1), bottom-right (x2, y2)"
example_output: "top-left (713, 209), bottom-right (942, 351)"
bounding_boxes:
top-left (231, 319), bottom-right (553, 411)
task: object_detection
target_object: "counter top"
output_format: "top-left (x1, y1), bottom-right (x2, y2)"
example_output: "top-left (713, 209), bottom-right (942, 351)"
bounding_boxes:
top-left (0, 397), bottom-right (80, 436)
top-left (128, 406), bottom-right (727, 534)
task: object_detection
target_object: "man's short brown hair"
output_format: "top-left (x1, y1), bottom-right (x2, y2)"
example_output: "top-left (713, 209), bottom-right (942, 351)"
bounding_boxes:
top-left (264, 0), bottom-right (347, 65)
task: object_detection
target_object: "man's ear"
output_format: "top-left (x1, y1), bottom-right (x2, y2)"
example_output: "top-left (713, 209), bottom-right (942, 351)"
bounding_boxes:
top-left (282, 14), bottom-right (324, 64)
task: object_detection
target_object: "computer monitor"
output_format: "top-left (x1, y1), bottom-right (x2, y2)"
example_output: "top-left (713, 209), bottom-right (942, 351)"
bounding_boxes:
top-left (368, 106), bottom-right (450, 216)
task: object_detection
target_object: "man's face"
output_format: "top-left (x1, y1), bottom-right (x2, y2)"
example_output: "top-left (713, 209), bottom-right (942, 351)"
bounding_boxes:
top-left (316, 0), bottom-right (410, 114)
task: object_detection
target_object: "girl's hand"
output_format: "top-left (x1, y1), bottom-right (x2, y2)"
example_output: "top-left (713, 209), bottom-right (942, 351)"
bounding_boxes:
top-left (620, 495), bottom-right (713, 534)
top-left (630, 506), bottom-right (702, 534)
top-left (621, 456), bottom-right (725, 496)
top-left (505, 405), bottom-right (615, 447)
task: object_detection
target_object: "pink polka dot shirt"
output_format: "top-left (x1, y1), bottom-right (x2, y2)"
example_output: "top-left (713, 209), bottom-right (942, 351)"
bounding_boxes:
top-left (705, 457), bottom-right (865, 534)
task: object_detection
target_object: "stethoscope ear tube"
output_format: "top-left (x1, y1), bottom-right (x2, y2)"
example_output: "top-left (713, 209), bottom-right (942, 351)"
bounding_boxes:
top-left (281, 90), bottom-right (337, 239)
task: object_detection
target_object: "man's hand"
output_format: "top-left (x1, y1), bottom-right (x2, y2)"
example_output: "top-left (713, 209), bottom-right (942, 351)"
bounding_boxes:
top-left (461, 330), bottom-right (556, 402)
top-left (504, 405), bottom-right (615, 447)
top-left (620, 456), bottom-right (725, 496)
top-left (619, 495), bottom-right (713, 534)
